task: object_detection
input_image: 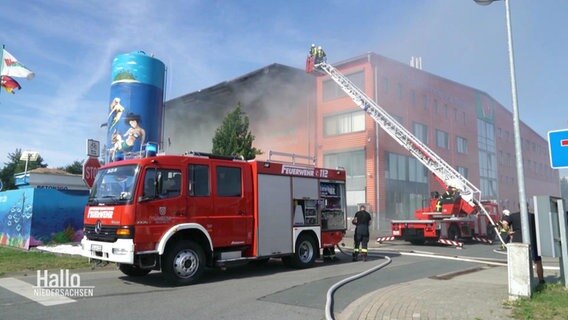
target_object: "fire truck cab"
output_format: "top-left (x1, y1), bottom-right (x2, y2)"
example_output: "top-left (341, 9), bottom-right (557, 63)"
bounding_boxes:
top-left (81, 151), bottom-right (347, 285)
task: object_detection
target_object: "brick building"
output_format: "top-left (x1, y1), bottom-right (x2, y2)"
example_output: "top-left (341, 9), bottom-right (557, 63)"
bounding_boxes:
top-left (164, 53), bottom-right (560, 231)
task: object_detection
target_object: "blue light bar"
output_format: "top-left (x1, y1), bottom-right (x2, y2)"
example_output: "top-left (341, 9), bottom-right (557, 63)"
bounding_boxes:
top-left (145, 142), bottom-right (158, 157)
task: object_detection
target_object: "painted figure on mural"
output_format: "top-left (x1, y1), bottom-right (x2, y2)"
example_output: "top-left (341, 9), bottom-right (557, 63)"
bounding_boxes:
top-left (122, 112), bottom-right (146, 151)
top-left (108, 97), bottom-right (125, 128)
top-left (109, 129), bottom-right (123, 161)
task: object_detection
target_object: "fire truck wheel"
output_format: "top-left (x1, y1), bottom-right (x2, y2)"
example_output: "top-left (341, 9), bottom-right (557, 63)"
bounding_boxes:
top-left (447, 224), bottom-right (460, 241)
top-left (289, 234), bottom-right (318, 269)
top-left (162, 240), bottom-right (205, 286)
top-left (118, 264), bottom-right (152, 277)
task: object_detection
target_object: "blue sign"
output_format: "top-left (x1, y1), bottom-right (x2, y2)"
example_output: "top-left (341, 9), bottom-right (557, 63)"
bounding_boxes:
top-left (548, 129), bottom-right (568, 169)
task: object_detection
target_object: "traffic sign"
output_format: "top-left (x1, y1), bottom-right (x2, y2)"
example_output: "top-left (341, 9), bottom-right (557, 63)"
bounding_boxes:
top-left (548, 129), bottom-right (568, 169)
top-left (86, 139), bottom-right (100, 158)
top-left (83, 157), bottom-right (101, 188)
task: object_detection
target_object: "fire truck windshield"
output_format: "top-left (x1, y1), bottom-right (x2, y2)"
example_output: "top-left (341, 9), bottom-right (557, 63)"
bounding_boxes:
top-left (88, 165), bottom-right (138, 205)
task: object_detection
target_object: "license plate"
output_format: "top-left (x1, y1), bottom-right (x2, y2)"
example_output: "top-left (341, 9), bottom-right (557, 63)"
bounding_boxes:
top-left (91, 244), bottom-right (102, 252)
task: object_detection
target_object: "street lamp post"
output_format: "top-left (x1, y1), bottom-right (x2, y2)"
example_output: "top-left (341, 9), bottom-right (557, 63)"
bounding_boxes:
top-left (19, 151), bottom-right (39, 185)
top-left (474, 0), bottom-right (530, 244)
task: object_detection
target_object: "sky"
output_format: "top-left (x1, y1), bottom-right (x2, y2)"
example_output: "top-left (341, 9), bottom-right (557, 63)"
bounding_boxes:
top-left (0, 0), bottom-right (567, 175)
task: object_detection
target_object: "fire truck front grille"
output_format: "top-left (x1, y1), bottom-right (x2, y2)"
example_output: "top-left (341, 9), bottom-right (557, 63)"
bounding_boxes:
top-left (84, 225), bottom-right (119, 242)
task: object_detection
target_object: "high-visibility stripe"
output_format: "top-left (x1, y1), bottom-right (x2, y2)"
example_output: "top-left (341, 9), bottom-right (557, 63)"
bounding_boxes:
top-left (361, 248), bottom-right (368, 253)
top-left (353, 248), bottom-right (359, 253)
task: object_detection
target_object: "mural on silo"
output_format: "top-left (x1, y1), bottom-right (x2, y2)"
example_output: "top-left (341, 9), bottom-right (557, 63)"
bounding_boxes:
top-left (105, 51), bottom-right (165, 162)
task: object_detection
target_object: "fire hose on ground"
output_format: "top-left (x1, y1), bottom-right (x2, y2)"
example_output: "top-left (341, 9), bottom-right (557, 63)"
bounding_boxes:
top-left (324, 245), bottom-right (392, 320)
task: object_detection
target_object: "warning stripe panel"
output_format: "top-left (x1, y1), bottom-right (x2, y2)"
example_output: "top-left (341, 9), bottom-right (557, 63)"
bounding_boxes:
top-left (376, 236), bottom-right (395, 242)
top-left (437, 239), bottom-right (463, 247)
top-left (472, 237), bottom-right (493, 244)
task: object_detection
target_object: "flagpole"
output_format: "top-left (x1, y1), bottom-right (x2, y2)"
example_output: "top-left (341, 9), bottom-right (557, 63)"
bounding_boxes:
top-left (0, 44), bottom-right (4, 99)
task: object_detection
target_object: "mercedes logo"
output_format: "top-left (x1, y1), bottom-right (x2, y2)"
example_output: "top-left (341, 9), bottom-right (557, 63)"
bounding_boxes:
top-left (94, 220), bottom-right (102, 234)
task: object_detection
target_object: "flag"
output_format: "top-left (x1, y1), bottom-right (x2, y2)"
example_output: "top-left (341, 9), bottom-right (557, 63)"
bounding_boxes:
top-left (1, 49), bottom-right (35, 80)
top-left (0, 75), bottom-right (21, 94)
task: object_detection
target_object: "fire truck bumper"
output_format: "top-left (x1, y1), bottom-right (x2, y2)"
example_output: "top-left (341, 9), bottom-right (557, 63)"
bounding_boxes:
top-left (80, 238), bottom-right (135, 264)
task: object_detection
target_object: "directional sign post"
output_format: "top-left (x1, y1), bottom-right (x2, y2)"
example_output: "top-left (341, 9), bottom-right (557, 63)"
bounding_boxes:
top-left (83, 157), bottom-right (101, 188)
top-left (86, 139), bottom-right (100, 158)
top-left (548, 129), bottom-right (568, 169)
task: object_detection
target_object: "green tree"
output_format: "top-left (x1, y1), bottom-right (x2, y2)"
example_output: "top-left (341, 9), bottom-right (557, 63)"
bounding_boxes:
top-left (212, 103), bottom-right (262, 160)
top-left (0, 149), bottom-right (48, 191)
top-left (59, 160), bottom-right (84, 174)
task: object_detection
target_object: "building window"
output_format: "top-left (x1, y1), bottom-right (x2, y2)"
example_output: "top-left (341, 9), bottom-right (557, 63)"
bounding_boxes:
top-left (324, 110), bottom-right (365, 136)
top-left (383, 77), bottom-right (389, 93)
top-left (456, 166), bottom-right (469, 179)
top-left (385, 152), bottom-right (429, 220)
top-left (436, 129), bottom-right (449, 149)
top-left (477, 119), bottom-right (498, 199)
top-left (324, 150), bottom-right (365, 216)
top-left (397, 83), bottom-right (403, 100)
top-left (392, 114), bottom-right (403, 125)
top-left (409, 158), bottom-right (427, 183)
top-left (456, 136), bottom-right (468, 154)
top-left (422, 94), bottom-right (428, 110)
top-left (386, 153), bottom-right (407, 181)
top-left (413, 122), bottom-right (428, 144)
top-left (323, 70), bottom-right (365, 101)
top-left (387, 152), bottom-right (427, 183)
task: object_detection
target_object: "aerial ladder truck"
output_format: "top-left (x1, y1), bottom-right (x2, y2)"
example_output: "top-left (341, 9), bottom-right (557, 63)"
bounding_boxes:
top-left (306, 48), bottom-right (506, 248)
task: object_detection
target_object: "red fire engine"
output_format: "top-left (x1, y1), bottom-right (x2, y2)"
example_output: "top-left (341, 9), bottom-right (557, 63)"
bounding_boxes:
top-left (81, 150), bottom-right (347, 285)
top-left (307, 46), bottom-right (505, 247)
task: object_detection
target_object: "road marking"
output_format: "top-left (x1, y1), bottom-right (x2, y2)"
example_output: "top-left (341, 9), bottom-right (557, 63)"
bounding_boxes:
top-left (0, 278), bottom-right (75, 306)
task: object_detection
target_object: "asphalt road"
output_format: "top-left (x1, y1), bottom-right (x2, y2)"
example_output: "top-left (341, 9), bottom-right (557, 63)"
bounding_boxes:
top-left (0, 242), bottom-right (507, 320)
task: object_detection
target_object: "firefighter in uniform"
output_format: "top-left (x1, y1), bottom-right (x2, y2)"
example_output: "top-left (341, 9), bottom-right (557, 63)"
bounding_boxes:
top-left (309, 44), bottom-right (317, 57)
top-left (315, 46), bottom-right (326, 64)
top-left (435, 186), bottom-right (458, 212)
top-left (352, 205), bottom-right (372, 261)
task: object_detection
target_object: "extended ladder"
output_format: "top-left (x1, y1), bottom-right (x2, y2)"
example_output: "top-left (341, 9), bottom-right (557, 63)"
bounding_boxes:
top-left (315, 60), bottom-right (479, 204)
top-left (312, 57), bottom-right (505, 245)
